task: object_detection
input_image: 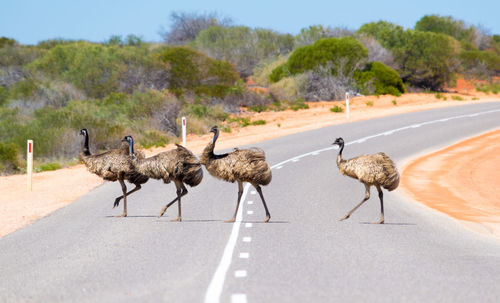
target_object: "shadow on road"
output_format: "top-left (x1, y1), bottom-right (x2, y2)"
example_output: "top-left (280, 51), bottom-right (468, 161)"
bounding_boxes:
top-left (359, 222), bottom-right (416, 226)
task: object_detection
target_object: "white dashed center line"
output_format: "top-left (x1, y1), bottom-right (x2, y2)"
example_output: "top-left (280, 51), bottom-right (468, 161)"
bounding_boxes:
top-left (205, 107), bottom-right (500, 303)
top-left (231, 294), bottom-right (247, 303)
top-left (234, 270), bottom-right (247, 278)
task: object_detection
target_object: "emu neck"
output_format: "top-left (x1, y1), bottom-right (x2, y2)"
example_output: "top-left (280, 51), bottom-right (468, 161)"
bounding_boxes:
top-left (201, 131), bottom-right (218, 164)
top-left (82, 133), bottom-right (91, 156)
top-left (128, 140), bottom-right (134, 156)
top-left (336, 143), bottom-right (345, 167)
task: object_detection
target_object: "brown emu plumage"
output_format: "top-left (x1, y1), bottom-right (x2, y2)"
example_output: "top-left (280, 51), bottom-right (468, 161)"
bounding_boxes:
top-left (79, 129), bottom-right (148, 217)
top-left (333, 137), bottom-right (399, 224)
top-left (130, 141), bottom-right (203, 221)
top-left (201, 126), bottom-right (272, 223)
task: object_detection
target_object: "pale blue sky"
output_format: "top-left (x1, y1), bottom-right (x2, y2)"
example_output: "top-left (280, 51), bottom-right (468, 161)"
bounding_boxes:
top-left (1, 0), bottom-right (499, 45)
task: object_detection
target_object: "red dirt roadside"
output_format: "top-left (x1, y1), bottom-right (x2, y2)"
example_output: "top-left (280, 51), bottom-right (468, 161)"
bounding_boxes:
top-left (401, 129), bottom-right (500, 238)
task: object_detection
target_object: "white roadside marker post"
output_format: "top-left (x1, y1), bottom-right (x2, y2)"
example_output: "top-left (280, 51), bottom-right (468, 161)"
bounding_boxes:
top-left (345, 92), bottom-right (350, 119)
top-left (27, 140), bottom-right (33, 192)
top-left (182, 116), bottom-right (187, 147)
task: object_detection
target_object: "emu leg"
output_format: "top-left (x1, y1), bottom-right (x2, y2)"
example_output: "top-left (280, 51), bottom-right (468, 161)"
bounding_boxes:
top-left (255, 185), bottom-right (271, 223)
top-left (159, 181), bottom-right (187, 221)
top-left (225, 181), bottom-right (243, 223)
top-left (375, 185), bottom-right (385, 224)
top-left (340, 184), bottom-right (370, 221)
top-left (116, 179), bottom-right (128, 217)
top-left (113, 184), bottom-right (142, 208)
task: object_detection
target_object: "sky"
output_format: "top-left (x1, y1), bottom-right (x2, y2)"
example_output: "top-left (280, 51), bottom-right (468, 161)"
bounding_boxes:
top-left (1, 0), bottom-right (499, 45)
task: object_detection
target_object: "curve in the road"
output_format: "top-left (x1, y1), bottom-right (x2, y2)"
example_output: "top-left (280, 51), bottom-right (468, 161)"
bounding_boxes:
top-left (205, 107), bottom-right (500, 303)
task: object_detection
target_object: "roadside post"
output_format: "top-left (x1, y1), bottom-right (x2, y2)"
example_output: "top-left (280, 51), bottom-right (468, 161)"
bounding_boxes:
top-left (182, 116), bottom-right (187, 146)
top-left (27, 140), bottom-right (33, 191)
top-left (345, 92), bottom-right (350, 119)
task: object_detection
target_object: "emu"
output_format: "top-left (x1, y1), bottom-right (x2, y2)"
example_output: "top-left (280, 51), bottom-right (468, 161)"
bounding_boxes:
top-left (79, 129), bottom-right (148, 217)
top-left (332, 137), bottom-right (399, 224)
top-left (123, 136), bottom-right (203, 222)
top-left (201, 126), bottom-right (272, 223)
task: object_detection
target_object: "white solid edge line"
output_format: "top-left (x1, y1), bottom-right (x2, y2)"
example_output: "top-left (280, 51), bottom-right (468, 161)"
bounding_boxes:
top-left (204, 183), bottom-right (251, 303)
top-left (204, 107), bottom-right (500, 303)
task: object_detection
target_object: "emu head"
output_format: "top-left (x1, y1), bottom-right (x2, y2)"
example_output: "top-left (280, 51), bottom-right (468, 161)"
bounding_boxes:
top-left (209, 125), bottom-right (219, 143)
top-left (122, 135), bottom-right (135, 156)
top-left (332, 137), bottom-right (344, 147)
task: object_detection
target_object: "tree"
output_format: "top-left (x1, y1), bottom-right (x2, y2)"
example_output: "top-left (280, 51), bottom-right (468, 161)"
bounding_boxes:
top-left (158, 46), bottom-right (239, 97)
top-left (295, 25), bottom-right (353, 47)
top-left (415, 15), bottom-right (476, 46)
top-left (194, 26), bottom-right (294, 77)
top-left (357, 21), bottom-right (405, 50)
top-left (160, 11), bottom-right (232, 45)
top-left (270, 37), bottom-right (368, 83)
top-left (397, 30), bottom-right (460, 90)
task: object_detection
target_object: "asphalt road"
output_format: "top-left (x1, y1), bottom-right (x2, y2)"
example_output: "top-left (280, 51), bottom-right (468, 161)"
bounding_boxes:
top-left (1, 102), bottom-right (500, 303)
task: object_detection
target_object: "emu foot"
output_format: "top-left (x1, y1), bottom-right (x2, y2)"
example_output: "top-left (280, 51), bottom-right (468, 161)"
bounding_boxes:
top-left (116, 213), bottom-right (127, 218)
top-left (158, 206), bottom-right (168, 218)
top-left (170, 217), bottom-right (182, 222)
top-left (224, 218), bottom-right (236, 223)
top-left (374, 219), bottom-right (385, 224)
top-left (263, 215), bottom-right (271, 223)
top-left (339, 214), bottom-right (350, 221)
top-left (113, 197), bottom-right (122, 208)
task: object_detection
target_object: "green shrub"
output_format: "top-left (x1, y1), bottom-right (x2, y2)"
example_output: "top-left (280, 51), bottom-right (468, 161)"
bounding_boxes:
top-left (251, 119), bottom-right (266, 125)
top-left (290, 100), bottom-right (309, 111)
top-left (0, 141), bottom-right (21, 173)
top-left (0, 86), bottom-right (8, 105)
top-left (330, 105), bottom-right (344, 112)
top-left (248, 104), bottom-right (268, 112)
top-left (476, 82), bottom-right (500, 94)
top-left (356, 62), bottom-right (405, 96)
top-left (459, 50), bottom-right (500, 78)
top-left (366, 101), bottom-right (374, 106)
top-left (269, 37), bottom-right (368, 83)
top-left (451, 95), bottom-right (464, 101)
top-left (392, 99), bottom-right (397, 105)
top-left (36, 162), bottom-right (61, 172)
top-left (158, 46), bottom-right (239, 97)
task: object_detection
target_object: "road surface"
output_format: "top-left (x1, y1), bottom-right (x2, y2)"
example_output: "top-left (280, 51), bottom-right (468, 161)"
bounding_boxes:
top-left (1, 102), bottom-right (499, 302)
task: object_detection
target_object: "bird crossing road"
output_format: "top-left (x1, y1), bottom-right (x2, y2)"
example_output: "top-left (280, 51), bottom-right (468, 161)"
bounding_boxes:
top-left (1, 102), bottom-right (500, 302)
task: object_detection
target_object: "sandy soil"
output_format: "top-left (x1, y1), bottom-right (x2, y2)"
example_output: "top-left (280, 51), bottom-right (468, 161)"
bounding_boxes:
top-left (1, 91), bottom-right (499, 238)
top-left (401, 129), bottom-right (500, 238)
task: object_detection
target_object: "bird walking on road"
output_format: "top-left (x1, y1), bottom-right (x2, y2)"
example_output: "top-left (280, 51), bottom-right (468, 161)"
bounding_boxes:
top-left (201, 126), bottom-right (272, 223)
top-left (79, 129), bottom-right (149, 217)
top-left (332, 137), bottom-right (399, 224)
top-left (123, 136), bottom-right (203, 222)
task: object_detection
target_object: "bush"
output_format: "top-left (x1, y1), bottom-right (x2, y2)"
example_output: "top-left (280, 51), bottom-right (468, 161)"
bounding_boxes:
top-left (194, 26), bottom-right (294, 77)
top-left (397, 30), bottom-right (460, 90)
top-left (459, 50), bottom-right (500, 79)
top-left (415, 15), bottom-right (476, 46)
top-left (356, 62), bottom-right (405, 96)
top-left (36, 162), bottom-right (61, 172)
top-left (0, 141), bottom-right (21, 174)
top-left (158, 46), bottom-right (239, 97)
top-left (330, 105), bottom-right (344, 112)
top-left (270, 37), bottom-right (368, 83)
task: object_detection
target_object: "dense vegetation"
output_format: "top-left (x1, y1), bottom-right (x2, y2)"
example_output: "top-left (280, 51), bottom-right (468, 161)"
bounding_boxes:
top-left (1, 13), bottom-right (499, 174)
